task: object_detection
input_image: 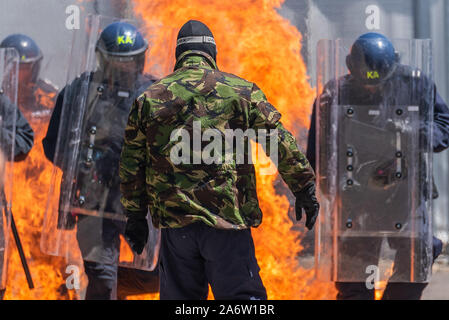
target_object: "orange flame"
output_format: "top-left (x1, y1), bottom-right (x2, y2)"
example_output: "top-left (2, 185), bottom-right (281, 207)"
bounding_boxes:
top-left (374, 262), bottom-right (395, 300)
top-left (5, 94), bottom-right (77, 299)
top-left (133, 0), bottom-right (336, 299)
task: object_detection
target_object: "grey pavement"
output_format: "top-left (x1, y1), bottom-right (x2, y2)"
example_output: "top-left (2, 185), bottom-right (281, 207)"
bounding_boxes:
top-left (422, 258), bottom-right (449, 300)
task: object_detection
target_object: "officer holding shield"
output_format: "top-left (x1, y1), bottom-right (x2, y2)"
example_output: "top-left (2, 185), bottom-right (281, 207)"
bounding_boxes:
top-left (43, 21), bottom-right (158, 300)
top-left (309, 33), bottom-right (449, 300)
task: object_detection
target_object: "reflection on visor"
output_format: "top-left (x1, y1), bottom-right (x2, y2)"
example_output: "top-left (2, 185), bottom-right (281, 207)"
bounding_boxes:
top-left (97, 50), bottom-right (145, 89)
top-left (99, 51), bottom-right (143, 73)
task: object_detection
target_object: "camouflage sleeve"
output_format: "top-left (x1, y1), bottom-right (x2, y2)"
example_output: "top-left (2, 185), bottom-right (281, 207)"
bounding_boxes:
top-left (249, 83), bottom-right (315, 194)
top-left (119, 94), bottom-right (149, 219)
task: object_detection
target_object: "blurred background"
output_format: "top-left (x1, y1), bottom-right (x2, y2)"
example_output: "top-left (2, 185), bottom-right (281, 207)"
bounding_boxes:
top-left (0, 0), bottom-right (447, 299)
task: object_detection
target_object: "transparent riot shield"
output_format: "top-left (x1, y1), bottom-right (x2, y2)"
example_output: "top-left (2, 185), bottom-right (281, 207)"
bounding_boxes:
top-left (315, 38), bottom-right (434, 283)
top-left (0, 48), bottom-right (19, 290)
top-left (41, 15), bottom-right (160, 271)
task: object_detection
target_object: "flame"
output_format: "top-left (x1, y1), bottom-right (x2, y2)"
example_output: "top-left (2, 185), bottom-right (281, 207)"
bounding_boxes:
top-left (4, 94), bottom-right (77, 299)
top-left (374, 281), bottom-right (387, 300)
top-left (374, 262), bottom-right (395, 300)
top-left (34, 88), bottom-right (56, 112)
top-left (119, 235), bottom-right (135, 263)
top-left (133, 0), bottom-right (336, 299)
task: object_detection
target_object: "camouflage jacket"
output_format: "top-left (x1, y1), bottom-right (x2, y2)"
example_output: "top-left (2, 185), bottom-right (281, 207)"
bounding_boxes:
top-left (120, 50), bottom-right (315, 229)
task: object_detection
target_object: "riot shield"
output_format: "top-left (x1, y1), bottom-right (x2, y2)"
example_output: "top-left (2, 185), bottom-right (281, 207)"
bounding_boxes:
top-left (0, 48), bottom-right (19, 290)
top-left (41, 15), bottom-right (160, 271)
top-left (315, 38), bottom-right (434, 283)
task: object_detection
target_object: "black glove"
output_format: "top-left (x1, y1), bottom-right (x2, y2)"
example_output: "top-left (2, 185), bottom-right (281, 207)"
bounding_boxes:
top-left (124, 216), bottom-right (149, 255)
top-left (294, 183), bottom-right (320, 230)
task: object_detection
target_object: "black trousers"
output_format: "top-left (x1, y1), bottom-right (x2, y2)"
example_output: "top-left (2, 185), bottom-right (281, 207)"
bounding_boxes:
top-left (159, 222), bottom-right (267, 300)
top-left (76, 216), bottom-right (159, 300)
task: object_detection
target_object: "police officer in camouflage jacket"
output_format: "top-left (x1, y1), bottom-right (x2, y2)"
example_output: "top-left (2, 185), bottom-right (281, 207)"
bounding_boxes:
top-left (120, 20), bottom-right (319, 300)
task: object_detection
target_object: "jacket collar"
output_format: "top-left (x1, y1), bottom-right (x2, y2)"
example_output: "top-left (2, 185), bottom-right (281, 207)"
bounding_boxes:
top-left (174, 50), bottom-right (218, 71)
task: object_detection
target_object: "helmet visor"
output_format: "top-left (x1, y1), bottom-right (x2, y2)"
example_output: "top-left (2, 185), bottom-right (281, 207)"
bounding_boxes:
top-left (97, 51), bottom-right (145, 88)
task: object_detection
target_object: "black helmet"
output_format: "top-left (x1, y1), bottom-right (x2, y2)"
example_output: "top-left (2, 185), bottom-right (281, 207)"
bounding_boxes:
top-left (176, 20), bottom-right (217, 62)
top-left (96, 21), bottom-right (148, 57)
top-left (346, 33), bottom-right (399, 85)
top-left (95, 22), bottom-right (148, 87)
top-left (0, 34), bottom-right (43, 84)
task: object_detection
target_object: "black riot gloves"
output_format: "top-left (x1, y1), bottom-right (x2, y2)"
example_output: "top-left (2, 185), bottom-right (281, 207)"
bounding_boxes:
top-left (124, 216), bottom-right (149, 255)
top-left (294, 183), bottom-right (320, 230)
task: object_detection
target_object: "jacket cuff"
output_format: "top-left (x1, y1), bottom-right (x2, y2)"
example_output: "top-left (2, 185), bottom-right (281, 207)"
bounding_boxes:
top-left (124, 209), bottom-right (148, 220)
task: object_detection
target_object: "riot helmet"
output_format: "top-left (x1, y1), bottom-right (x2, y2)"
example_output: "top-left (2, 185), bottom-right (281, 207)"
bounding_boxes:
top-left (346, 33), bottom-right (399, 86)
top-left (95, 22), bottom-right (148, 88)
top-left (0, 34), bottom-right (43, 97)
top-left (175, 20), bottom-right (217, 62)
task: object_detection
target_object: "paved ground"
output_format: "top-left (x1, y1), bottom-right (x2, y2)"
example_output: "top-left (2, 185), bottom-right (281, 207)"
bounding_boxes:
top-left (422, 257), bottom-right (449, 300)
top-left (299, 254), bottom-right (449, 300)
